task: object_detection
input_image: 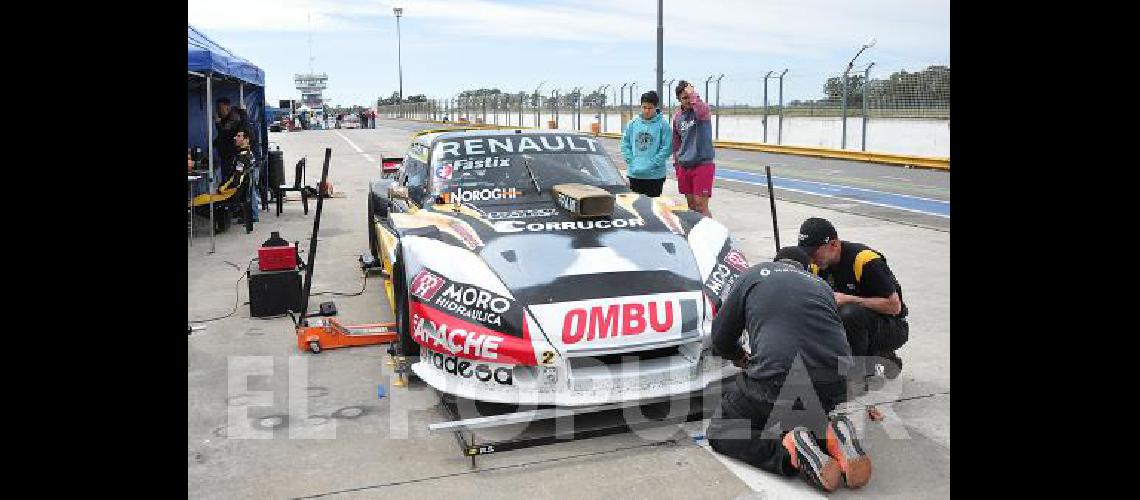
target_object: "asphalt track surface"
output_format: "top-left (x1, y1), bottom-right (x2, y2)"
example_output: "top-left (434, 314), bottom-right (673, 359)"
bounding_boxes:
top-left (363, 120), bottom-right (950, 231)
top-left (188, 122), bottom-right (950, 499)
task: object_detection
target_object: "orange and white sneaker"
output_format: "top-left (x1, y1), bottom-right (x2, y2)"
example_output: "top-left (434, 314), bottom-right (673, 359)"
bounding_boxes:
top-left (826, 414), bottom-right (872, 488)
top-left (782, 427), bottom-right (842, 492)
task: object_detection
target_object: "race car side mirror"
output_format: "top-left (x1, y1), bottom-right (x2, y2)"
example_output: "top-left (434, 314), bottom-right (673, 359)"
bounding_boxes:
top-left (389, 186), bottom-right (410, 201)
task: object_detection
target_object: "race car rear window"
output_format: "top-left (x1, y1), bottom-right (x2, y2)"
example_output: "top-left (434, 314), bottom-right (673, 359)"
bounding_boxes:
top-left (430, 134), bottom-right (624, 202)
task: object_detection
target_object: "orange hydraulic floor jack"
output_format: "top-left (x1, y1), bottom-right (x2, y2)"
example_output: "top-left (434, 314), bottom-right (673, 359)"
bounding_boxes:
top-left (289, 147), bottom-right (399, 355)
top-left (295, 317), bottom-right (397, 353)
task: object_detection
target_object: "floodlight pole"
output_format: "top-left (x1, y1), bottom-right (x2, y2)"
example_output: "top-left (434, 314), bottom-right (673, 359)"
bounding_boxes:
top-left (841, 38), bottom-right (875, 149)
top-left (656, 0), bottom-right (663, 105)
top-left (393, 8), bottom-right (404, 104)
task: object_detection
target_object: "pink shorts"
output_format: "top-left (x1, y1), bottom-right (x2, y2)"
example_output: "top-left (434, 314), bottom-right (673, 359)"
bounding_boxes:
top-left (675, 162), bottom-right (715, 197)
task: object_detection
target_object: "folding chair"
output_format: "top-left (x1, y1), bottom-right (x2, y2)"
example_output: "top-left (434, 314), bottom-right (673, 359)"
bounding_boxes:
top-left (276, 157), bottom-right (310, 216)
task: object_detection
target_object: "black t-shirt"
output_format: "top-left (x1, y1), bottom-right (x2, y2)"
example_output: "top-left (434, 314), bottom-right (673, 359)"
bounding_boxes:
top-left (814, 242), bottom-right (907, 318)
top-left (234, 149), bottom-right (253, 173)
top-left (214, 110), bottom-right (248, 156)
top-left (711, 261), bottom-right (854, 384)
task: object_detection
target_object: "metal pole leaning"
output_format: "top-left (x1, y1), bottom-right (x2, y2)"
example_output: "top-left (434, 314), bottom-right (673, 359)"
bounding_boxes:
top-left (666, 78), bottom-right (675, 117)
top-left (300, 147), bottom-right (333, 326)
top-left (765, 165), bottom-right (780, 252)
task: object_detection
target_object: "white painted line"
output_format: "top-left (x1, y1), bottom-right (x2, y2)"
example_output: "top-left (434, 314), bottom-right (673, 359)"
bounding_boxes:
top-left (719, 176), bottom-right (951, 218)
top-left (682, 422), bottom-right (824, 499)
top-left (334, 130), bottom-right (377, 163)
top-left (723, 168), bottom-right (949, 204)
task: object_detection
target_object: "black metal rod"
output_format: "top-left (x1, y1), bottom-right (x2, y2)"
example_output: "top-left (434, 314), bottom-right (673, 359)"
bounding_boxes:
top-left (766, 165), bottom-right (780, 252)
top-left (299, 148), bottom-right (332, 325)
top-left (460, 409), bottom-right (703, 456)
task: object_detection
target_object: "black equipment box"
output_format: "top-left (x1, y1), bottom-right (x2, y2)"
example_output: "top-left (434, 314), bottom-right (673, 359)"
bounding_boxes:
top-left (248, 267), bottom-right (303, 317)
top-left (268, 149), bottom-right (285, 189)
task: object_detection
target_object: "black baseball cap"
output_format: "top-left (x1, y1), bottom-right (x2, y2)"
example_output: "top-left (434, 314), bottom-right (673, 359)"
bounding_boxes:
top-left (774, 246), bottom-right (810, 270)
top-left (797, 217), bottom-right (838, 253)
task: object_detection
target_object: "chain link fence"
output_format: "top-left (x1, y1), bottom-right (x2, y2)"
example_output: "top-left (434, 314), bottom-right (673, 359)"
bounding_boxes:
top-left (375, 65), bottom-right (949, 158)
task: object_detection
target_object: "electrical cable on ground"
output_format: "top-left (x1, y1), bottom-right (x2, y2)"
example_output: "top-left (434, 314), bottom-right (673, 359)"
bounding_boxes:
top-left (833, 390), bottom-right (951, 417)
top-left (196, 265), bottom-right (371, 324)
top-left (311, 271), bottom-right (368, 297)
top-left (189, 259), bottom-right (255, 324)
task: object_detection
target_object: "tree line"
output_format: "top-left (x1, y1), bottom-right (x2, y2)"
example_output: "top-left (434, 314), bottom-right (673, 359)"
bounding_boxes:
top-left (792, 65), bottom-right (949, 108)
top-left (376, 65), bottom-right (948, 109)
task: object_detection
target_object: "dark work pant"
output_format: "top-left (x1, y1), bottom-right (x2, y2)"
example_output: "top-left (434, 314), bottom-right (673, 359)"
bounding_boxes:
top-left (707, 375), bottom-right (845, 475)
top-left (629, 177), bottom-right (665, 197)
top-left (838, 303), bottom-right (909, 359)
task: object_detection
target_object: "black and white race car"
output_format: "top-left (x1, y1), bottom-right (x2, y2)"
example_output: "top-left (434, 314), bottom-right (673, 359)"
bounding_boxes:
top-left (368, 128), bottom-right (751, 406)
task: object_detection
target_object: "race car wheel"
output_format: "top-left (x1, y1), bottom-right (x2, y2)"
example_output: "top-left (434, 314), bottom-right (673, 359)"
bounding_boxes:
top-left (393, 246), bottom-right (420, 357)
top-left (367, 197), bottom-right (380, 261)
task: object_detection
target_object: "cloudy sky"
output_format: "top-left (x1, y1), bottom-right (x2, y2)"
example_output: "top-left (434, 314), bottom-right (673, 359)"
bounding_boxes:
top-left (188, 0), bottom-right (949, 108)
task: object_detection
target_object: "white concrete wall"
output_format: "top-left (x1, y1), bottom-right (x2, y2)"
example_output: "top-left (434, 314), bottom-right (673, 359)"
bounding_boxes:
top-left (417, 110), bottom-right (950, 158)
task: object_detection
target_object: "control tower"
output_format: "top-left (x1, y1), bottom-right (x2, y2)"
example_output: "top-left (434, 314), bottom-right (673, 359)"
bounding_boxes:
top-left (295, 73), bottom-right (328, 109)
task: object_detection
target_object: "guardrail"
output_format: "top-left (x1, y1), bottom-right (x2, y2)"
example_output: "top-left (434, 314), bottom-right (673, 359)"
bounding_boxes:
top-left (396, 118), bottom-right (950, 171)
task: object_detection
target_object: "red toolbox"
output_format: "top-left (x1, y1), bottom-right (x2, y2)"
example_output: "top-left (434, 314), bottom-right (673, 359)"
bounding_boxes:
top-left (258, 244), bottom-right (297, 271)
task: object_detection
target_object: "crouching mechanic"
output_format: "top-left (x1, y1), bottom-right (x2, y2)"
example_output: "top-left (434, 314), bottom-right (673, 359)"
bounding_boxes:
top-left (797, 217), bottom-right (908, 379)
top-left (707, 247), bottom-right (871, 492)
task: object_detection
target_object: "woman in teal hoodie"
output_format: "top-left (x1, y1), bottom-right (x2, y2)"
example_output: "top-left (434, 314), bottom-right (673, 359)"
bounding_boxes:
top-left (621, 91), bottom-right (673, 197)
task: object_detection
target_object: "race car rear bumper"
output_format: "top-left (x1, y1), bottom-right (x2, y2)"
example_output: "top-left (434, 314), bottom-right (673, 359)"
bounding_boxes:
top-left (411, 346), bottom-right (739, 406)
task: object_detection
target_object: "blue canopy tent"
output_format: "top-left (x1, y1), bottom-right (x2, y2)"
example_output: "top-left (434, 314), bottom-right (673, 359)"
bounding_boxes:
top-left (188, 24), bottom-right (268, 245)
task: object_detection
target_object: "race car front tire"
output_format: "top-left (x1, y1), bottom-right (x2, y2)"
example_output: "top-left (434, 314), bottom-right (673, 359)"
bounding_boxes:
top-left (393, 246), bottom-right (420, 357)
